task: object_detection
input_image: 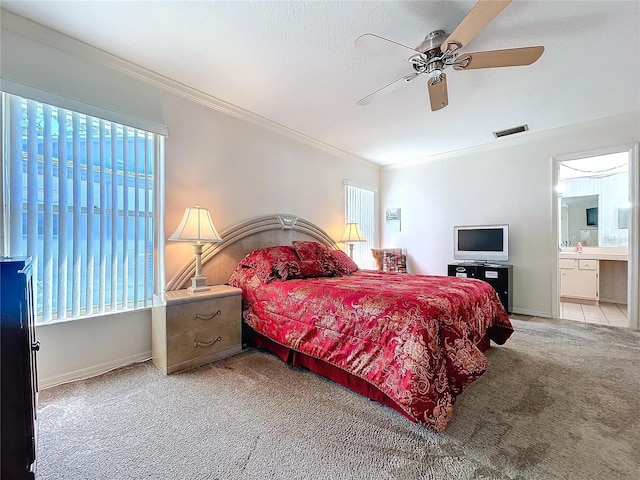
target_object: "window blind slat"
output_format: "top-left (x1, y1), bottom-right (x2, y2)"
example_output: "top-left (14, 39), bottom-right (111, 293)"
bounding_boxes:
top-left (85, 116), bottom-right (95, 316)
top-left (26, 101), bottom-right (38, 252)
top-left (143, 134), bottom-right (150, 306)
top-left (42, 105), bottom-right (54, 322)
top-left (133, 129), bottom-right (140, 307)
top-left (98, 120), bottom-right (107, 313)
top-left (26, 101), bottom-right (39, 305)
top-left (110, 122), bottom-right (118, 312)
top-left (122, 126), bottom-right (129, 308)
top-left (57, 108), bottom-right (69, 321)
top-left (72, 112), bottom-right (82, 317)
top-left (9, 96), bottom-right (23, 254)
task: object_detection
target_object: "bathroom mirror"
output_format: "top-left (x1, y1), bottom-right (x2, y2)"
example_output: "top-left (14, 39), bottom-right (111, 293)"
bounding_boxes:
top-left (558, 161), bottom-right (629, 247)
top-left (618, 205), bottom-right (630, 229)
top-left (560, 195), bottom-right (599, 246)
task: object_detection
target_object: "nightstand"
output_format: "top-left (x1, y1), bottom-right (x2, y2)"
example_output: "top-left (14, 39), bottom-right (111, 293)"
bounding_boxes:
top-left (152, 285), bottom-right (242, 374)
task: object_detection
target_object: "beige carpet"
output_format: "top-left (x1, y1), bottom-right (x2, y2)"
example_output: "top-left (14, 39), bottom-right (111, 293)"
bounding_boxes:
top-left (36, 317), bottom-right (640, 479)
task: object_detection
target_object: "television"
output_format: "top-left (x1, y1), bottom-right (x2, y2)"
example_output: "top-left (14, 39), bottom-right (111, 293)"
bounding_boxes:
top-left (586, 207), bottom-right (598, 226)
top-left (454, 224), bottom-right (509, 263)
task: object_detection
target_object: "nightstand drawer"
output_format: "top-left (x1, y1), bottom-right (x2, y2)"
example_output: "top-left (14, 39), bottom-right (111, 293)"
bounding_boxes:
top-left (166, 295), bottom-right (240, 336)
top-left (167, 321), bottom-right (241, 366)
top-left (152, 286), bottom-right (243, 375)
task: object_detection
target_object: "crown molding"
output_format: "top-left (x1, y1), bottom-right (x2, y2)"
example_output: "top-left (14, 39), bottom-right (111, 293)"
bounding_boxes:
top-left (1, 9), bottom-right (378, 169)
top-left (382, 111), bottom-right (640, 171)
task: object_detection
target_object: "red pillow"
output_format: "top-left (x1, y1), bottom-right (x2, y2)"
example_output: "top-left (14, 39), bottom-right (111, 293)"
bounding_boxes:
top-left (229, 264), bottom-right (260, 289)
top-left (329, 249), bottom-right (358, 275)
top-left (291, 241), bottom-right (339, 276)
top-left (272, 259), bottom-right (334, 281)
top-left (240, 245), bottom-right (299, 267)
top-left (237, 246), bottom-right (299, 283)
top-left (291, 240), bottom-right (331, 261)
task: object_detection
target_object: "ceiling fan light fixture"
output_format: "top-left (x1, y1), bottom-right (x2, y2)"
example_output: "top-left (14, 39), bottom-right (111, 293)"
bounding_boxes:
top-left (493, 124), bottom-right (529, 138)
top-left (355, 1), bottom-right (544, 111)
top-left (426, 60), bottom-right (444, 79)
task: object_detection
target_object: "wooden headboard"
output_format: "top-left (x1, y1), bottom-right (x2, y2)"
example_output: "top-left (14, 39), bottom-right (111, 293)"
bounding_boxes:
top-left (165, 214), bottom-right (339, 291)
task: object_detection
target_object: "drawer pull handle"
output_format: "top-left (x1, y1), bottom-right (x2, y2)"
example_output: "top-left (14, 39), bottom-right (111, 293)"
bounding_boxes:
top-left (193, 309), bottom-right (221, 321)
top-left (194, 336), bottom-right (222, 349)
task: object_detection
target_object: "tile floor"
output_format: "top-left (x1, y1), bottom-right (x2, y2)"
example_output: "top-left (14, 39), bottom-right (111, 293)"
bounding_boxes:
top-left (560, 302), bottom-right (629, 327)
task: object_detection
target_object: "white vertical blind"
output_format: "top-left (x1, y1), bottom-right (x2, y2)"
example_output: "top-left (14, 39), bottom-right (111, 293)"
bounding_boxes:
top-left (57, 107), bottom-right (69, 321)
top-left (72, 112), bottom-right (82, 317)
top-left (344, 182), bottom-right (376, 269)
top-left (3, 93), bottom-right (159, 323)
top-left (42, 104), bottom-right (54, 320)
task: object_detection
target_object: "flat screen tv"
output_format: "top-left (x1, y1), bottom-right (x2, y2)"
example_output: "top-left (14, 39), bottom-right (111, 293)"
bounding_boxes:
top-left (586, 207), bottom-right (598, 226)
top-left (454, 224), bottom-right (509, 263)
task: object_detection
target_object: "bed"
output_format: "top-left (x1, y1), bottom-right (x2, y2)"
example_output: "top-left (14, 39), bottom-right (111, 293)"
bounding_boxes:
top-left (166, 214), bottom-right (513, 432)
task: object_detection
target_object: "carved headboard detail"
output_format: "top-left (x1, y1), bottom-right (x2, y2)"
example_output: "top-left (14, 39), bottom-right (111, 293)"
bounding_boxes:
top-left (165, 214), bottom-right (339, 291)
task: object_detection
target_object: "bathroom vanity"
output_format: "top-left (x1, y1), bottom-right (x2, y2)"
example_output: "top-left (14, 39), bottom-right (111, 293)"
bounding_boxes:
top-left (559, 247), bottom-right (628, 305)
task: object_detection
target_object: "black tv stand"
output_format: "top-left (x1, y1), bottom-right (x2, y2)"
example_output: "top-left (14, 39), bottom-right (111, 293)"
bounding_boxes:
top-left (448, 262), bottom-right (513, 313)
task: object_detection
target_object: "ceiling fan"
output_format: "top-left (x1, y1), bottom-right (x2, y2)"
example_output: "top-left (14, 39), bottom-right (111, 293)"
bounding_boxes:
top-left (355, 0), bottom-right (544, 111)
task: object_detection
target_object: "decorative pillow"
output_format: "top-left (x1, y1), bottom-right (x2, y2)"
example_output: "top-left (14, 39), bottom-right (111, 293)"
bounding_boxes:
top-left (239, 245), bottom-right (299, 267)
top-left (237, 245), bottom-right (299, 283)
top-left (371, 248), bottom-right (403, 270)
top-left (382, 251), bottom-right (407, 273)
top-left (228, 264), bottom-right (261, 289)
top-left (272, 259), bottom-right (334, 281)
top-left (291, 240), bottom-right (331, 261)
top-left (329, 249), bottom-right (358, 275)
top-left (291, 240), bottom-right (339, 276)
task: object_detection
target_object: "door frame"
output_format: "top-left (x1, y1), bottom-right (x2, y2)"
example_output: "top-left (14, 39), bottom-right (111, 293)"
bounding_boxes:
top-left (551, 143), bottom-right (639, 329)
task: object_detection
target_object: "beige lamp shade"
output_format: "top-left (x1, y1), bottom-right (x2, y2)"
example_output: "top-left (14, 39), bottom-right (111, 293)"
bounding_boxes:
top-left (169, 205), bottom-right (222, 244)
top-left (339, 222), bottom-right (366, 260)
top-left (339, 222), bottom-right (366, 243)
top-left (169, 205), bottom-right (222, 293)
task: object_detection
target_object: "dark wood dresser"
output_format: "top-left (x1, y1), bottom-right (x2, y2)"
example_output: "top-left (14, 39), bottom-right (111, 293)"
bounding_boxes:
top-left (1, 257), bottom-right (39, 479)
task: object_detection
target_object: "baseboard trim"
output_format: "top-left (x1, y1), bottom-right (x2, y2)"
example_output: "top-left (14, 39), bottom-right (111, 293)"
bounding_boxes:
top-left (510, 307), bottom-right (551, 318)
top-left (39, 351), bottom-right (152, 390)
top-left (599, 296), bottom-right (627, 305)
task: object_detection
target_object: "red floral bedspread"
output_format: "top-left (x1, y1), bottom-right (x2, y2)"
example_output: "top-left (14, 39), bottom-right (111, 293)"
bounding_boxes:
top-left (234, 269), bottom-right (512, 432)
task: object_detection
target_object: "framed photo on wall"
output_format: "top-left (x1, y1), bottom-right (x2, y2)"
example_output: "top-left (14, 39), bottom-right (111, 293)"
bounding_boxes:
top-left (385, 208), bottom-right (401, 233)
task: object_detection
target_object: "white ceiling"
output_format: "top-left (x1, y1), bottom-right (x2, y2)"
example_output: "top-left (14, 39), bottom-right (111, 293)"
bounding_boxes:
top-left (3, 1), bottom-right (639, 167)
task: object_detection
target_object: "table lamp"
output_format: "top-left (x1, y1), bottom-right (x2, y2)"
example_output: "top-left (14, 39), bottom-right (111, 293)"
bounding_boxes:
top-left (169, 205), bottom-right (222, 293)
top-left (339, 222), bottom-right (366, 259)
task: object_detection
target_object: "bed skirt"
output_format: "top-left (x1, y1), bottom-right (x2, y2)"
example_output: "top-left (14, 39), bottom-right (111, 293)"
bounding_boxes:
top-left (243, 323), bottom-right (493, 424)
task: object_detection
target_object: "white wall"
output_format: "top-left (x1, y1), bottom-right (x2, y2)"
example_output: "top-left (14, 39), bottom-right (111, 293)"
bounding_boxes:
top-left (161, 95), bottom-right (379, 285)
top-left (2, 13), bottom-right (379, 388)
top-left (380, 112), bottom-right (639, 317)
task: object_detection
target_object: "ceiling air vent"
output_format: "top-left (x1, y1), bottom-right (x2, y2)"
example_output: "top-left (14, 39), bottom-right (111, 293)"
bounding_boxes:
top-left (493, 124), bottom-right (529, 138)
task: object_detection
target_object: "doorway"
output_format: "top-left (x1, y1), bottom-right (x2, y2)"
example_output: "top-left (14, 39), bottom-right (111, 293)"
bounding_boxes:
top-left (552, 145), bottom-right (639, 329)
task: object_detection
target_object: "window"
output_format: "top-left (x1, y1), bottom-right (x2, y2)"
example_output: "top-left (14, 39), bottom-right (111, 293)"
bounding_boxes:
top-left (344, 181), bottom-right (376, 269)
top-left (1, 93), bottom-right (162, 323)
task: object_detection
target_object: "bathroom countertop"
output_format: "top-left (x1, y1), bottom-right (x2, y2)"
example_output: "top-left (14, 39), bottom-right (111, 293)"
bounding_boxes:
top-left (559, 250), bottom-right (628, 261)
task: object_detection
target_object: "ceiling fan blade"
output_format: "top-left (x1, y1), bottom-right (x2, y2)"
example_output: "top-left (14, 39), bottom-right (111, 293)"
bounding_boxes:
top-left (453, 46), bottom-right (544, 70)
top-left (441, 0), bottom-right (511, 53)
top-left (357, 72), bottom-right (420, 106)
top-left (427, 74), bottom-right (448, 111)
top-left (355, 33), bottom-right (419, 60)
